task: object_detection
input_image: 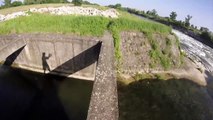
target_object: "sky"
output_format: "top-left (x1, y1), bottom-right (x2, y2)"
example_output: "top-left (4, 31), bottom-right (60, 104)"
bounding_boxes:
top-left (0, 0), bottom-right (213, 31)
top-left (87, 0), bottom-right (213, 32)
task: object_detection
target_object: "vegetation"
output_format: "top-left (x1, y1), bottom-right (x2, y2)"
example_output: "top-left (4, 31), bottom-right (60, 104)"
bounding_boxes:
top-left (0, 14), bottom-right (110, 36)
top-left (72, 0), bottom-right (82, 6)
top-left (11, 1), bottom-right (23, 7)
top-left (200, 27), bottom-right (213, 43)
top-left (0, 11), bottom-right (171, 69)
top-left (169, 11), bottom-right (177, 21)
top-left (184, 15), bottom-right (192, 27)
top-left (24, 0), bottom-right (68, 5)
top-left (4, 0), bottom-right (11, 7)
top-left (0, 0), bottom-right (68, 9)
top-left (108, 4), bottom-right (213, 45)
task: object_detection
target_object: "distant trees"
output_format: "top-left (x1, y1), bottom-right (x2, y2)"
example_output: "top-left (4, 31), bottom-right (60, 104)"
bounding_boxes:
top-left (170, 11), bottom-right (177, 21)
top-left (24, 0), bottom-right (68, 5)
top-left (4, 0), bottom-right (11, 7)
top-left (72, 0), bottom-right (82, 6)
top-left (184, 15), bottom-right (192, 27)
top-left (108, 3), bottom-right (122, 9)
top-left (11, 1), bottom-right (23, 6)
top-left (199, 27), bottom-right (213, 43)
top-left (200, 27), bottom-right (209, 32)
top-left (146, 9), bottom-right (158, 17)
top-left (114, 3), bottom-right (122, 9)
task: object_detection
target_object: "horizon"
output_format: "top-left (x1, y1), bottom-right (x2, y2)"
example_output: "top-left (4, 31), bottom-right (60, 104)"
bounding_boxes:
top-left (0, 0), bottom-right (213, 32)
top-left (87, 0), bottom-right (213, 32)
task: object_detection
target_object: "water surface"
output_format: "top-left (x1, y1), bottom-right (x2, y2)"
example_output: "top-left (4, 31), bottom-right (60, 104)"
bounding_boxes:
top-left (0, 65), bottom-right (93, 120)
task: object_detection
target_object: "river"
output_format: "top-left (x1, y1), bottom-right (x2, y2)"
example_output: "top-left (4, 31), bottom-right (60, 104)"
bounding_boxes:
top-left (172, 29), bottom-right (213, 74)
top-left (0, 65), bottom-right (93, 120)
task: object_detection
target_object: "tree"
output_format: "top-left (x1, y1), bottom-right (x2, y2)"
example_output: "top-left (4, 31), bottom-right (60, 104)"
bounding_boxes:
top-left (151, 9), bottom-right (157, 16)
top-left (185, 15), bottom-right (192, 27)
top-left (11, 1), bottom-right (23, 6)
top-left (114, 3), bottom-right (121, 9)
top-left (200, 27), bottom-right (209, 32)
top-left (146, 10), bottom-right (150, 15)
top-left (72, 0), bottom-right (82, 6)
top-left (4, 0), bottom-right (11, 7)
top-left (170, 11), bottom-right (177, 21)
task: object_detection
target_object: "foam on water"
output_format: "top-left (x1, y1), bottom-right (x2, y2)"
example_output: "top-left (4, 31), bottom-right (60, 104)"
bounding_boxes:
top-left (172, 29), bottom-right (213, 73)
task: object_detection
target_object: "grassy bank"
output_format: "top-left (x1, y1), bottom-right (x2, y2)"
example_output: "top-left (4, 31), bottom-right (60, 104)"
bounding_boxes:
top-left (0, 10), bottom-right (172, 68)
top-left (0, 14), bottom-right (110, 36)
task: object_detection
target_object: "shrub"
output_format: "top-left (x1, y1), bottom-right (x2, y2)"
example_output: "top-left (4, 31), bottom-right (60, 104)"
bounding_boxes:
top-left (11, 1), bottom-right (23, 7)
top-left (200, 31), bottom-right (213, 43)
top-left (72, 0), bottom-right (82, 6)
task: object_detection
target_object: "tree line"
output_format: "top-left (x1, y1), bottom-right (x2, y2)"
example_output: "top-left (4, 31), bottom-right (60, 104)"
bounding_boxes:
top-left (0, 0), bottom-right (94, 9)
top-left (109, 4), bottom-right (213, 44)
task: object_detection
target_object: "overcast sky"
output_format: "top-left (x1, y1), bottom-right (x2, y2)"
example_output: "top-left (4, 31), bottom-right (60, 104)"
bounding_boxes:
top-left (0, 0), bottom-right (213, 31)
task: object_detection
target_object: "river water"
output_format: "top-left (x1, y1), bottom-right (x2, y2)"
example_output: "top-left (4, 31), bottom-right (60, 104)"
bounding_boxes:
top-left (136, 14), bottom-right (213, 74)
top-left (172, 30), bottom-right (213, 73)
top-left (0, 65), bottom-right (93, 120)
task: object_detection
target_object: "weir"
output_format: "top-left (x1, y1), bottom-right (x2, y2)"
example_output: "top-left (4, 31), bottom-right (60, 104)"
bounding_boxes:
top-left (0, 34), bottom-right (100, 80)
top-left (0, 32), bottom-right (119, 120)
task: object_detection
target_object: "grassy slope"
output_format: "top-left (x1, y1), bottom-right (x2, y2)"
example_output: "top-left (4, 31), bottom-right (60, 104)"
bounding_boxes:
top-left (0, 3), bottom-right (108, 15)
top-left (0, 14), bottom-right (110, 36)
top-left (0, 5), bottom-right (172, 69)
top-left (0, 4), bottom-right (74, 15)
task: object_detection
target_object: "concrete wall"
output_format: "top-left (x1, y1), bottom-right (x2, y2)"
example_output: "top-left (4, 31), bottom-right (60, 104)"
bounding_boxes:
top-left (0, 34), bottom-right (102, 80)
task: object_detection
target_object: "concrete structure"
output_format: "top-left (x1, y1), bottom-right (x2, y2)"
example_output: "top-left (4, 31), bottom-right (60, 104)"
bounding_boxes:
top-left (87, 32), bottom-right (119, 120)
top-left (0, 34), bottom-right (101, 80)
top-left (0, 32), bottom-right (119, 120)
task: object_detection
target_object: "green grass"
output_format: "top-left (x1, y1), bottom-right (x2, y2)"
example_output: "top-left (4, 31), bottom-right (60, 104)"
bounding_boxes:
top-left (0, 3), bottom-right (107, 15)
top-left (108, 17), bottom-right (171, 66)
top-left (0, 14), bottom-right (110, 36)
top-left (0, 3), bottom-right (74, 15)
top-left (145, 32), bottom-right (171, 70)
top-left (0, 11), bottom-right (172, 68)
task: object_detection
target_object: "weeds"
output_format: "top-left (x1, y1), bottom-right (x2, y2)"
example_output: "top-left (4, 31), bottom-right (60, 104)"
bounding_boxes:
top-left (0, 12), bottom-right (173, 69)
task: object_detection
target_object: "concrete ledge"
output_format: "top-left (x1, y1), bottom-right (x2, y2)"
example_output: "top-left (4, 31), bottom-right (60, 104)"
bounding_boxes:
top-left (0, 33), bottom-right (106, 80)
top-left (87, 32), bottom-right (119, 120)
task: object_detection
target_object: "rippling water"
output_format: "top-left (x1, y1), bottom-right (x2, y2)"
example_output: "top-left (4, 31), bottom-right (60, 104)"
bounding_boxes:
top-left (172, 30), bottom-right (213, 73)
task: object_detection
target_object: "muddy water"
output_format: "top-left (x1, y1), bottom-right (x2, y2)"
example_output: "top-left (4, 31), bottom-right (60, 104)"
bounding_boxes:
top-left (0, 65), bottom-right (93, 120)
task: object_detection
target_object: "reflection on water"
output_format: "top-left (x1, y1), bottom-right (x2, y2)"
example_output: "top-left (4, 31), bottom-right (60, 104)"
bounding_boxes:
top-left (118, 78), bottom-right (213, 120)
top-left (0, 65), bottom-right (93, 120)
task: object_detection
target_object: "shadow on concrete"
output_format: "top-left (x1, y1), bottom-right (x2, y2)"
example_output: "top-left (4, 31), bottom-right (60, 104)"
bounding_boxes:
top-left (0, 41), bottom-right (102, 120)
top-left (42, 52), bottom-right (52, 74)
top-left (3, 45), bottom-right (26, 66)
top-left (48, 41), bottom-right (102, 77)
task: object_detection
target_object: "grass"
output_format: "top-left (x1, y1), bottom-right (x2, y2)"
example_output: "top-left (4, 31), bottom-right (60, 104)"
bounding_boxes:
top-left (0, 3), bottom-right (107, 15)
top-left (146, 32), bottom-right (172, 70)
top-left (0, 3), bottom-right (74, 15)
top-left (109, 17), bottom-right (171, 66)
top-left (0, 8), bottom-right (172, 69)
top-left (0, 14), bottom-right (110, 36)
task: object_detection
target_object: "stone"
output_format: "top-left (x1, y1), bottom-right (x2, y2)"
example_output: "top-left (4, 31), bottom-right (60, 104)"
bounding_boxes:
top-left (0, 6), bottom-right (119, 23)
